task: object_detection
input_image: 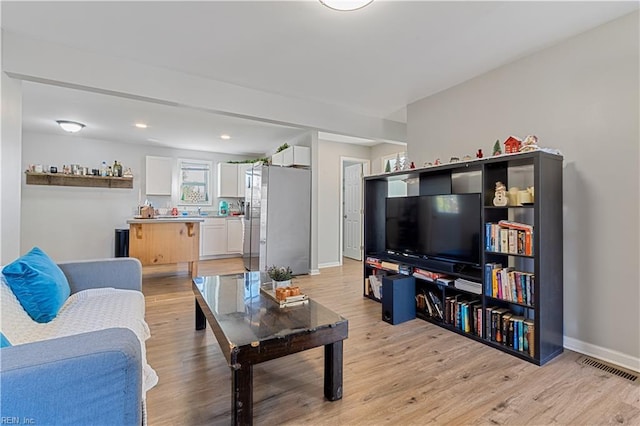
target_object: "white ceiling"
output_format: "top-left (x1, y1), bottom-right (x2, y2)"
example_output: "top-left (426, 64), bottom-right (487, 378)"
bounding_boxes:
top-left (3, 1), bottom-right (638, 155)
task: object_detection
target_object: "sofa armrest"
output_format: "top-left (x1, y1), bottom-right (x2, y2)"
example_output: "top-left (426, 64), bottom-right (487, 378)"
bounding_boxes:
top-left (0, 328), bottom-right (142, 426)
top-left (58, 257), bottom-right (142, 294)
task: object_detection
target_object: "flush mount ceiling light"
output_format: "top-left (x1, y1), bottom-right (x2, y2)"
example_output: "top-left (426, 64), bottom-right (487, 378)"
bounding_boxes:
top-left (135, 123), bottom-right (148, 129)
top-left (56, 120), bottom-right (85, 133)
top-left (220, 134), bottom-right (231, 140)
top-left (320, 0), bottom-right (373, 11)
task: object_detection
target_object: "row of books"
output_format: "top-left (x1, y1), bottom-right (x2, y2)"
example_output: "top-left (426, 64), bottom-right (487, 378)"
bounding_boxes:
top-left (485, 220), bottom-right (534, 256)
top-left (485, 263), bottom-right (535, 306)
top-left (444, 295), bottom-right (483, 336)
top-left (416, 290), bottom-right (444, 320)
top-left (366, 257), bottom-right (412, 275)
top-left (486, 307), bottom-right (535, 356)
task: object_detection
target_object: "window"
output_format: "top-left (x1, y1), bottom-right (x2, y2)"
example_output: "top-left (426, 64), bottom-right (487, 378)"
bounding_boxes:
top-left (178, 159), bottom-right (212, 206)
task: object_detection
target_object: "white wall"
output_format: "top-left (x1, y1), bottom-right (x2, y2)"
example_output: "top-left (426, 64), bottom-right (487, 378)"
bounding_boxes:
top-left (21, 132), bottom-right (250, 261)
top-left (317, 139), bottom-right (371, 267)
top-left (369, 142), bottom-right (407, 175)
top-left (407, 12), bottom-right (639, 370)
top-left (1, 74), bottom-right (22, 264)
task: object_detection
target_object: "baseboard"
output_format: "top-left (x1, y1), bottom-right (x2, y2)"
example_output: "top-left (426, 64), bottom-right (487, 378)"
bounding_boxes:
top-left (318, 261), bottom-right (341, 269)
top-left (564, 336), bottom-right (640, 373)
top-left (309, 269), bottom-right (320, 275)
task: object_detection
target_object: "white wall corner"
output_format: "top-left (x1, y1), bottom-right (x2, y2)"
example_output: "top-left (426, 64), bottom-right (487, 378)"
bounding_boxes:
top-left (564, 336), bottom-right (640, 373)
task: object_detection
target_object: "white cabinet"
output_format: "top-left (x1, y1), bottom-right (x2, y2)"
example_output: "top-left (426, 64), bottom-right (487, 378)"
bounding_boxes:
top-left (200, 217), bottom-right (244, 258)
top-left (271, 146), bottom-right (310, 167)
top-left (145, 156), bottom-right (172, 195)
top-left (226, 218), bottom-right (243, 253)
top-left (237, 164), bottom-right (252, 199)
top-left (218, 163), bottom-right (252, 198)
top-left (218, 163), bottom-right (238, 198)
top-left (201, 218), bottom-right (227, 256)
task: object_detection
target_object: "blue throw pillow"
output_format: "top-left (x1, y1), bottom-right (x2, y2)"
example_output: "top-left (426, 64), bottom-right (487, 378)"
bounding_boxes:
top-left (0, 332), bottom-right (11, 348)
top-left (2, 247), bottom-right (71, 323)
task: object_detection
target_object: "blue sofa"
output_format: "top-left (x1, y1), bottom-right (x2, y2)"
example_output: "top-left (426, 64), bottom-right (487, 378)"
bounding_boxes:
top-left (0, 258), bottom-right (153, 426)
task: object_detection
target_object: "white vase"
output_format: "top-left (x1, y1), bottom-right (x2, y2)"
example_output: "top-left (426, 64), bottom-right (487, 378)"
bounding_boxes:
top-left (273, 279), bottom-right (291, 289)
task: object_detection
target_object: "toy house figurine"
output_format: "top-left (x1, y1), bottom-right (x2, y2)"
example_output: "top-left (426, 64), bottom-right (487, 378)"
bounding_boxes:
top-left (504, 136), bottom-right (522, 154)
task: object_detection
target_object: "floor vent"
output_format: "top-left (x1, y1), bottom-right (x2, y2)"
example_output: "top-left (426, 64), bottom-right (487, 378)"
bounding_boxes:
top-left (578, 356), bottom-right (639, 384)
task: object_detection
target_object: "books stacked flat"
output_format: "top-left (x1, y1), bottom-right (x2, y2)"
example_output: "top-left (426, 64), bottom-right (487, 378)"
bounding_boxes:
top-left (454, 278), bottom-right (482, 294)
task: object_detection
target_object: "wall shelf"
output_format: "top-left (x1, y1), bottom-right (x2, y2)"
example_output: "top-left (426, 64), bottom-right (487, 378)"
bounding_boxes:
top-left (25, 172), bottom-right (133, 189)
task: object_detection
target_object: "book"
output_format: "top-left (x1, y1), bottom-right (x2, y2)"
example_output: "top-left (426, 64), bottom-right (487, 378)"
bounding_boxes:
top-left (524, 319), bottom-right (535, 357)
top-left (381, 261), bottom-right (399, 272)
top-left (454, 278), bottom-right (482, 294)
top-left (501, 313), bottom-right (513, 346)
top-left (500, 228), bottom-right (509, 253)
top-left (485, 262), bottom-right (501, 294)
top-left (428, 291), bottom-right (444, 320)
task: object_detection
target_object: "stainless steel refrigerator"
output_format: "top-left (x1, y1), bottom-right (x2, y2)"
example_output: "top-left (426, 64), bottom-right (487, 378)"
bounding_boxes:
top-left (243, 164), bottom-right (311, 275)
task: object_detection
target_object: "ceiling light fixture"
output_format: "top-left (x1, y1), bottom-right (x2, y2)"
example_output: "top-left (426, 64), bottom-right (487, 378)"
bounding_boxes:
top-left (135, 123), bottom-right (148, 129)
top-left (220, 134), bottom-right (231, 140)
top-left (56, 120), bottom-right (86, 133)
top-left (320, 0), bottom-right (373, 11)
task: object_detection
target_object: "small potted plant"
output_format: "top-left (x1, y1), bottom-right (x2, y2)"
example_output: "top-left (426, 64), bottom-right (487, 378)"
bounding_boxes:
top-left (267, 265), bottom-right (293, 289)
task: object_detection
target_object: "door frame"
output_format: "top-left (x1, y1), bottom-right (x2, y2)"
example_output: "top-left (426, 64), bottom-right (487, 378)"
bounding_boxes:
top-left (339, 157), bottom-right (370, 264)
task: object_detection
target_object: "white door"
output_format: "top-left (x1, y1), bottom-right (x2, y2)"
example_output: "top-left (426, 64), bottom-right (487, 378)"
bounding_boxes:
top-left (344, 163), bottom-right (363, 260)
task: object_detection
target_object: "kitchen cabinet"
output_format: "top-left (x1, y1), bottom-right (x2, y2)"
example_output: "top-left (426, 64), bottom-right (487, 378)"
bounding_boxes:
top-left (271, 146), bottom-right (310, 167)
top-left (201, 218), bottom-right (227, 256)
top-left (218, 163), bottom-right (238, 198)
top-left (226, 218), bottom-right (243, 253)
top-left (146, 156), bottom-right (172, 195)
top-left (218, 162), bottom-right (252, 198)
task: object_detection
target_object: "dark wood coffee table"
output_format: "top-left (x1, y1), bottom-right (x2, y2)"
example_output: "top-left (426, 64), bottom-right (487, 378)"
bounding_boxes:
top-left (192, 272), bottom-right (348, 425)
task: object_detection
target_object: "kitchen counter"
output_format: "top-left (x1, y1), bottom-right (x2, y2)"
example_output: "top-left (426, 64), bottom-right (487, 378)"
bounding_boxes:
top-left (127, 219), bottom-right (201, 277)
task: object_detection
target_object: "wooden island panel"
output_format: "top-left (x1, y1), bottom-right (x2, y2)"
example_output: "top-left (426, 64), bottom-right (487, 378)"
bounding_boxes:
top-left (129, 221), bottom-right (200, 277)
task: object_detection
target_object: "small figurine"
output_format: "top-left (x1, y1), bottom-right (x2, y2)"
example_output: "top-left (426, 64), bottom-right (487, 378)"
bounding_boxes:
top-left (394, 153), bottom-right (401, 171)
top-left (504, 136), bottom-right (523, 154)
top-left (409, 161), bottom-right (416, 169)
top-left (520, 135), bottom-right (540, 152)
top-left (462, 155), bottom-right (472, 161)
top-left (385, 160), bottom-right (391, 173)
top-left (493, 181), bottom-right (508, 206)
top-left (123, 167), bottom-right (133, 178)
top-left (434, 158), bottom-right (441, 165)
top-left (423, 162), bottom-right (433, 167)
top-left (476, 149), bottom-right (484, 158)
top-left (449, 157), bottom-right (460, 163)
top-left (493, 140), bottom-right (502, 156)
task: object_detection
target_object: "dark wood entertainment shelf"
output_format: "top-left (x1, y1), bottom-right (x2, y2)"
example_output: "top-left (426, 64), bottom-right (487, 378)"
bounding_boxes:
top-left (25, 172), bottom-right (133, 189)
top-left (363, 151), bottom-right (563, 366)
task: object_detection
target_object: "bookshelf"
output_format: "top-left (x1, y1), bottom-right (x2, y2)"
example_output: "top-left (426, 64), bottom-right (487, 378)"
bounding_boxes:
top-left (363, 151), bottom-right (563, 365)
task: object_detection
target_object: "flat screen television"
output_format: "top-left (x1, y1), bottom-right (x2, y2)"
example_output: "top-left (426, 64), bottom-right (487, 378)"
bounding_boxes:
top-left (385, 193), bottom-right (481, 266)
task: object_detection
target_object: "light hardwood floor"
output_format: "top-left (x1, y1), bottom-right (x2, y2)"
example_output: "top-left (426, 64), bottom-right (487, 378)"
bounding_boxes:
top-left (143, 258), bottom-right (639, 425)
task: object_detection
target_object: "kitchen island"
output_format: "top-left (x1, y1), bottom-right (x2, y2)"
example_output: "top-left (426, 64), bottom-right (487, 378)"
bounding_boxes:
top-left (127, 217), bottom-right (204, 278)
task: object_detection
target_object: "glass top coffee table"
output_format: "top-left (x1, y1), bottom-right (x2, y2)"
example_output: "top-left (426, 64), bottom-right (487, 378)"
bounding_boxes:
top-left (192, 271), bottom-right (348, 425)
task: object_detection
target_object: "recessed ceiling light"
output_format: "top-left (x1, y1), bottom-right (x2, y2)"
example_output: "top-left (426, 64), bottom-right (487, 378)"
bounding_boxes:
top-left (220, 134), bottom-right (231, 140)
top-left (56, 120), bottom-right (86, 133)
top-left (320, 0), bottom-right (373, 11)
top-left (135, 123), bottom-right (148, 129)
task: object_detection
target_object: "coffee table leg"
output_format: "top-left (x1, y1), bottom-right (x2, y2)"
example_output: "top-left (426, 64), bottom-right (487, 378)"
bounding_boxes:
top-left (324, 340), bottom-right (343, 401)
top-left (231, 364), bottom-right (253, 426)
top-left (195, 299), bottom-right (206, 330)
